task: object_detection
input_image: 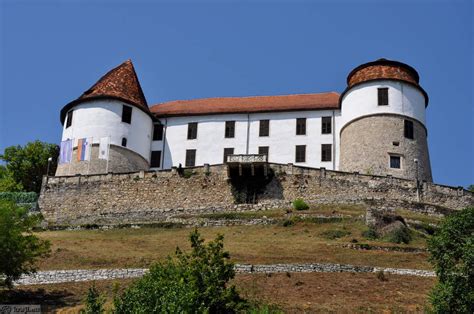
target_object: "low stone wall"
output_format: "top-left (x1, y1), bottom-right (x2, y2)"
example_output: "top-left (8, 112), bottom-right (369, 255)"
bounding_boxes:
top-left (15, 263), bottom-right (436, 285)
top-left (38, 163), bottom-right (474, 227)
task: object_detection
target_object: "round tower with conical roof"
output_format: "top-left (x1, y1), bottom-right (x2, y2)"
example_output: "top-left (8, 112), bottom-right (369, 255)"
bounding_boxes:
top-left (55, 60), bottom-right (154, 176)
top-left (339, 59), bottom-right (432, 182)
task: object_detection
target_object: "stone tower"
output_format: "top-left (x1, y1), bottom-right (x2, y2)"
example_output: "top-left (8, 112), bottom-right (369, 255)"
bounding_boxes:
top-left (55, 60), bottom-right (155, 176)
top-left (339, 58), bottom-right (432, 182)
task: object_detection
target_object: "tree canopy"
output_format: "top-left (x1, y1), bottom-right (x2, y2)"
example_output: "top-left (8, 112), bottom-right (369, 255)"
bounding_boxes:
top-left (113, 229), bottom-right (244, 312)
top-left (0, 200), bottom-right (50, 288)
top-left (0, 141), bottom-right (59, 193)
top-left (427, 207), bottom-right (473, 313)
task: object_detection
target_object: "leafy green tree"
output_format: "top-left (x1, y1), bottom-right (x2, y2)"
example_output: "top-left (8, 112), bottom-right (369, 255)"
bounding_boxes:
top-left (0, 141), bottom-right (59, 192)
top-left (468, 185), bottom-right (474, 193)
top-left (0, 166), bottom-right (23, 192)
top-left (114, 229), bottom-right (244, 312)
top-left (427, 207), bottom-right (473, 313)
top-left (0, 200), bottom-right (50, 288)
top-left (83, 283), bottom-right (106, 314)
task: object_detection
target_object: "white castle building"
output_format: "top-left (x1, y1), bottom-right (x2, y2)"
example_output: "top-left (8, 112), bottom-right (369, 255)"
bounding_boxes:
top-left (56, 58), bottom-right (432, 182)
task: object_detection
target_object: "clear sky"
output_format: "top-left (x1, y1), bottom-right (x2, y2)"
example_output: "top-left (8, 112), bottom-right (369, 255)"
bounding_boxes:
top-left (0, 0), bottom-right (472, 187)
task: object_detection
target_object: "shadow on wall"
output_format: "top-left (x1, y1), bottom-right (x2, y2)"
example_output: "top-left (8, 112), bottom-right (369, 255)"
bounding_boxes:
top-left (229, 168), bottom-right (283, 204)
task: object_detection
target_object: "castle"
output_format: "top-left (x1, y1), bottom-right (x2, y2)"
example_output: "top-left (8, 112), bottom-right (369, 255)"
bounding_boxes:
top-left (55, 58), bottom-right (432, 182)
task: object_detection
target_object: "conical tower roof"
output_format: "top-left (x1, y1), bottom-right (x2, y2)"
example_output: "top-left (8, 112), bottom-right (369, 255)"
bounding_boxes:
top-left (60, 60), bottom-right (153, 123)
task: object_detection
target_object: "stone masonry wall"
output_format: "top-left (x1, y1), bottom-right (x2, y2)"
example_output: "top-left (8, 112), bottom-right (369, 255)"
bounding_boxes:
top-left (39, 164), bottom-right (473, 226)
top-left (55, 144), bottom-right (149, 176)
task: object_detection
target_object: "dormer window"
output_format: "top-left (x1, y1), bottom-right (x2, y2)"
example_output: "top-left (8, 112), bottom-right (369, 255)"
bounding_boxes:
top-left (378, 88), bottom-right (389, 106)
top-left (66, 110), bottom-right (73, 128)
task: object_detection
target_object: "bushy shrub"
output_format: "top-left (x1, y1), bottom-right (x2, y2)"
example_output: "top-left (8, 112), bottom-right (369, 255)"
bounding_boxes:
top-left (292, 199), bottom-right (309, 211)
top-left (320, 229), bottom-right (351, 240)
top-left (113, 229), bottom-right (245, 312)
top-left (281, 218), bottom-right (295, 227)
top-left (0, 200), bottom-right (50, 288)
top-left (428, 207), bottom-right (473, 313)
top-left (361, 227), bottom-right (378, 240)
top-left (386, 226), bottom-right (412, 244)
top-left (376, 270), bottom-right (387, 282)
top-left (0, 192), bottom-right (37, 204)
top-left (83, 283), bottom-right (105, 314)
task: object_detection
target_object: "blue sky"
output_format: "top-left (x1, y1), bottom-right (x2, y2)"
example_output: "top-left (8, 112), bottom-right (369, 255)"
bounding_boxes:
top-left (0, 0), bottom-right (472, 187)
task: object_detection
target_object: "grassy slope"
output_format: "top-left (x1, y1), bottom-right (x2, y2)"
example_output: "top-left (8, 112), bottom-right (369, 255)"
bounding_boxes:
top-left (35, 215), bottom-right (431, 271)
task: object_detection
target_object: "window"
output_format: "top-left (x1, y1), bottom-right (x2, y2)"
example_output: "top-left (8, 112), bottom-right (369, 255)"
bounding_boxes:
top-left (378, 88), bottom-right (389, 106)
top-left (187, 122), bottom-right (198, 140)
top-left (66, 110), bottom-right (73, 128)
top-left (122, 105), bottom-right (132, 124)
top-left (404, 120), bottom-right (414, 139)
top-left (259, 120), bottom-right (269, 137)
top-left (121, 137), bottom-right (127, 147)
top-left (153, 124), bottom-right (164, 141)
top-left (150, 151), bottom-right (161, 168)
top-left (295, 145), bottom-right (306, 163)
top-left (185, 149), bottom-right (196, 167)
top-left (258, 146), bottom-right (269, 158)
top-left (223, 148), bottom-right (234, 163)
top-left (225, 121), bottom-right (235, 138)
top-left (296, 118), bottom-right (306, 135)
top-left (322, 116), bottom-right (332, 134)
top-left (321, 144), bottom-right (332, 162)
top-left (390, 155), bottom-right (401, 169)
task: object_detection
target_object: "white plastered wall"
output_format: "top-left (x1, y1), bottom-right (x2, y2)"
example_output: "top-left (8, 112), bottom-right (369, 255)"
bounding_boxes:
top-left (152, 110), bottom-right (339, 170)
top-left (61, 99), bottom-right (153, 162)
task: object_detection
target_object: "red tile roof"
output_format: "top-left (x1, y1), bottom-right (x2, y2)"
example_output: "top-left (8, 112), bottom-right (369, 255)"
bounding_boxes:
top-left (61, 60), bottom-right (152, 123)
top-left (150, 92), bottom-right (340, 117)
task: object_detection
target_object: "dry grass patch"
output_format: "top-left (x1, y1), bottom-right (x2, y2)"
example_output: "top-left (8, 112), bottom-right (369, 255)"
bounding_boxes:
top-left (35, 221), bottom-right (431, 271)
top-left (5, 272), bottom-right (435, 313)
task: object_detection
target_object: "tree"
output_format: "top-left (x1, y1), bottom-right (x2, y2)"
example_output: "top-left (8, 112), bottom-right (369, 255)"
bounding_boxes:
top-left (0, 141), bottom-right (59, 192)
top-left (468, 185), bottom-right (474, 193)
top-left (83, 283), bottom-right (106, 314)
top-left (113, 229), bottom-right (244, 312)
top-left (427, 207), bottom-right (473, 313)
top-left (0, 166), bottom-right (23, 192)
top-left (0, 200), bottom-right (50, 288)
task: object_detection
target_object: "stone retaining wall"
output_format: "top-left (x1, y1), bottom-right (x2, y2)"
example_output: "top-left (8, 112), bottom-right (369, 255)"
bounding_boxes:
top-left (15, 263), bottom-right (436, 286)
top-left (39, 163), bottom-right (473, 226)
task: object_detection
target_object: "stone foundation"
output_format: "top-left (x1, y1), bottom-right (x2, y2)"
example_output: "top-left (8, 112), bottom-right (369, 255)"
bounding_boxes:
top-left (39, 164), bottom-right (473, 227)
top-left (55, 144), bottom-right (149, 176)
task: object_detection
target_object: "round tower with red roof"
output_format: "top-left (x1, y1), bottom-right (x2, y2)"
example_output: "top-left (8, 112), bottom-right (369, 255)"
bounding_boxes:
top-left (56, 60), bottom-right (154, 176)
top-left (338, 59), bottom-right (432, 182)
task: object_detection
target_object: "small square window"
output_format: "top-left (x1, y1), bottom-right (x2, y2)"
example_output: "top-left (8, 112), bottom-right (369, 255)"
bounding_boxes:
top-left (378, 88), bottom-right (389, 106)
top-left (295, 145), bottom-right (306, 163)
top-left (66, 110), bottom-right (73, 128)
top-left (296, 118), bottom-right (306, 135)
top-left (390, 155), bottom-right (401, 169)
top-left (150, 151), bottom-right (161, 168)
top-left (259, 120), bottom-right (269, 137)
top-left (187, 123), bottom-right (198, 140)
top-left (223, 148), bottom-right (234, 163)
top-left (122, 105), bottom-right (132, 124)
top-left (321, 144), bottom-right (332, 162)
top-left (153, 124), bottom-right (164, 141)
top-left (322, 116), bottom-right (332, 134)
top-left (185, 149), bottom-right (196, 167)
top-left (225, 121), bottom-right (235, 138)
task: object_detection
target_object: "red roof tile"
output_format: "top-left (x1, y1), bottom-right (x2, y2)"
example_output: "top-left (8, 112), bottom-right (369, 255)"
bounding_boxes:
top-left (150, 92), bottom-right (340, 117)
top-left (61, 60), bottom-right (151, 123)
